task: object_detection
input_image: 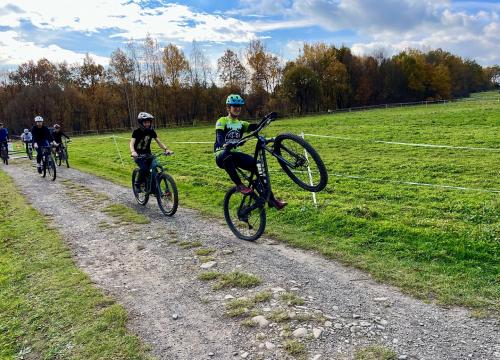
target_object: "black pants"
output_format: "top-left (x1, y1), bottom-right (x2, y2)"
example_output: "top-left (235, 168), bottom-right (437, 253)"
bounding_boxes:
top-left (35, 141), bottom-right (50, 164)
top-left (134, 157), bottom-right (153, 184)
top-left (216, 151), bottom-right (256, 185)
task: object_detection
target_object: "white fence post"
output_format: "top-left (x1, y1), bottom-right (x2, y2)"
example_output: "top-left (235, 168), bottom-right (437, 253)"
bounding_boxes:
top-left (300, 132), bottom-right (317, 207)
top-left (112, 134), bottom-right (125, 167)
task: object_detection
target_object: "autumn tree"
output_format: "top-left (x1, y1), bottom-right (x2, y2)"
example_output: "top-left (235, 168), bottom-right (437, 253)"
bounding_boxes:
top-left (162, 43), bottom-right (189, 87)
top-left (110, 48), bottom-right (136, 126)
top-left (217, 49), bottom-right (248, 92)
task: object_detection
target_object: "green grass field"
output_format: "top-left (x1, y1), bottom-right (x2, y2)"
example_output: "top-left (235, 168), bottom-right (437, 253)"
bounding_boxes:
top-left (68, 92), bottom-right (499, 315)
top-left (0, 171), bottom-right (151, 359)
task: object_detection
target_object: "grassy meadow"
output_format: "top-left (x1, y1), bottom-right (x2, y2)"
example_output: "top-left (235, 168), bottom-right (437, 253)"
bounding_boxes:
top-left (67, 93), bottom-right (499, 315)
top-left (0, 170), bottom-right (151, 359)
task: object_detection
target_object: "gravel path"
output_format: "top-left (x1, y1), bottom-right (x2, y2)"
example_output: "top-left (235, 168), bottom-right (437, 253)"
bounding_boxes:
top-left (3, 160), bottom-right (499, 360)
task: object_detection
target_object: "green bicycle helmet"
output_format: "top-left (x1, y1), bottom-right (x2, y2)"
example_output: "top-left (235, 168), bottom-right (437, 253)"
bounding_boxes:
top-left (226, 94), bottom-right (245, 106)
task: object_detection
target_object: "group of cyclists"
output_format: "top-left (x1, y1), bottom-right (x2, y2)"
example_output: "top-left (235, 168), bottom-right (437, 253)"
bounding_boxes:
top-left (130, 93), bottom-right (286, 209)
top-left (0, 115), bottom-right (70, 173)
top-left (2, 94), bottom-right (286, 210)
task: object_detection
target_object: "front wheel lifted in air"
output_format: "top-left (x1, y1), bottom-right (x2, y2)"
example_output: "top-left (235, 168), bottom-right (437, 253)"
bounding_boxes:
top-left (273, 133), bottom-right (328, 192)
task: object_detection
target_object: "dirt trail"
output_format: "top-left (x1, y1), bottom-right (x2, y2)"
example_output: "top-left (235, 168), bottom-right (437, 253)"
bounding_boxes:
top-left (3, 160), bottom-right (499, 360)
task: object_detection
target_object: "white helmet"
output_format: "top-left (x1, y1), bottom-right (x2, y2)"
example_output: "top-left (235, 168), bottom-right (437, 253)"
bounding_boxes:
top-left (24, 128), bottom-right (29, 133)
top-left (137, 112), bottom-right (154, 121)
top-left (137, 112), bottom-right (154, 129)
top-left (34, 115), bottom-right (44, 123)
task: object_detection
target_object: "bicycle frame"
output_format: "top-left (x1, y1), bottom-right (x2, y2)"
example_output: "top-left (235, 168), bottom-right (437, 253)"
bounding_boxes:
top-left (41, 146), bottom-right (52, 163)
top-left (137, 154), bottom-right (165, 194)
top-left (234, 113), bottom-right (303, 200)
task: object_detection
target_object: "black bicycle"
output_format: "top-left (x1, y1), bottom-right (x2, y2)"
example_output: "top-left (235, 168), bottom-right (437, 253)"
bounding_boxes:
top-left (25, 142), bottom-right (33, 160)
top-left (0, 141), bottom-right (8, 165)
top-left (132, 152), bottom-right (178, 216)
top-left (54, 139), bottom-right (70, 168)
top-left (40, 146), bottom-right (56, 181)
top-left (223, 112), bottom-right (328, 241)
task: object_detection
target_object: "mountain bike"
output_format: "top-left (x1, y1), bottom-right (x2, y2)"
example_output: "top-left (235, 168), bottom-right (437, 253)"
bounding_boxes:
top-left (40, 146), bottom-right (56, 181)
top-left (0, 141), bottom-right (8, 165)
top-left (132, 152), bottom-right (178, 216)
top-left (25, 142), bottom-right (33, 160)
top-left (223, 112), bottom-right (328, 241)
top-left (54, 139), bottom-right (70, 168)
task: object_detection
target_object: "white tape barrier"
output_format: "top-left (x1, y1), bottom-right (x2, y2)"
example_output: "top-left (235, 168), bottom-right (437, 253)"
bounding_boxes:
top-left (85, 135), bottom-right (212, 144)
top-left (303, 133), bottom-right (500, 152)
top-left (328, 172), bottom-right (500, 193)
top-left (73, 135), bottom-right (499, 194)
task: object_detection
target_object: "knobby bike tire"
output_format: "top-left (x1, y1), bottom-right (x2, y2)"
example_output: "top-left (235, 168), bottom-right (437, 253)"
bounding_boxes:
top-left (273, 133), bottom-right (328, 192)
top-left (156, 173), bottom-right (178, 216)
top-left (132, 168), bottom-right (149, 205)
top-left (47, 157), bottom-right (56, 181)
top-left (223, 186), bottom-right (266, 241)
top-left (64, 149), bottom-right (70, 168)
top-left (1, 148), bottom-right (7, 165)
top-left (42, 159), bottom-right (47, 178)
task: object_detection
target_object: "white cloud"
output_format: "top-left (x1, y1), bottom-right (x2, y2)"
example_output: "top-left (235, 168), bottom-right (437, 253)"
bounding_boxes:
top-left (0, 0), bottom-right (258, 43)
top-left (0, 0), bottom-right (261, 66)
top-left (0, 31), bottom-right (109, 65)
top-left (350, 5), bottom-right (500, 65)
top-left (1, 0), bottom-right (499, 67)
top-left (241, 0), bottom-right (500, 65)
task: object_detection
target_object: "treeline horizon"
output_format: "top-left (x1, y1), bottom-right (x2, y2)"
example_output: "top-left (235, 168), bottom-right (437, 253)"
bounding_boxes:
top-left (0, 36), bottom-right (499, 134)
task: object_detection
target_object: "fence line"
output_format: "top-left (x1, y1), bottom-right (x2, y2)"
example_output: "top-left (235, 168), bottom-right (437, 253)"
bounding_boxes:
top-left (59, 93), bottom-right (500, 137)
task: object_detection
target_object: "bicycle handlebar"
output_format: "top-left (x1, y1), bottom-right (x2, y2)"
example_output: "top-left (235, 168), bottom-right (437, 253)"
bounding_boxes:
top-left (132, 151), bottom-right (174, 159)
top-left (233, 112), bottom-right (278, 147)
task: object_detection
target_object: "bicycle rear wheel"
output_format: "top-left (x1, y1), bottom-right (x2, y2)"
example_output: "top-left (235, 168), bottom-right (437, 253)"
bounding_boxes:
top-left (224, 186), bottom-right (266, 241)
top-left (132, 168), bottom-right (149, 205)
top-left (274, 133), bottom-right (328, 192)
top-left (156, 173), bottom-right (178, 216)
top-left (56, 151), bottom-right (62, 166)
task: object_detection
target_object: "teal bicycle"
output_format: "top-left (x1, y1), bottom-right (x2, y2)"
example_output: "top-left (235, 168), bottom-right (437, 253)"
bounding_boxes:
top-left (132, 152), bottom-right (178, 216)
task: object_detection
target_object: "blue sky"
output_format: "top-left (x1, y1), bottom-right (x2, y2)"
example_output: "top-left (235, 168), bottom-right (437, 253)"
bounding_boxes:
top-left (0, 0), bottom-right (499, 69)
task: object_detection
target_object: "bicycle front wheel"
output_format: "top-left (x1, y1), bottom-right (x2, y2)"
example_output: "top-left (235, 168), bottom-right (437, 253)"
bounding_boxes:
top-left (224, 186), bottom-right (266, 241)
top-left (47, 157), bottom-right (56, 181)
top-left (64, 149), bottom-right (70, 168)
top-left (156, 173), bottom-right (178, 216)
top-left (132, 168), bottom-right (149, 205)
top-left (274, 133), bottom-right (328, 192)
top-left (41, 159), bottom-right (47, 177)
top-left (1, 148), bottom-right (7, 165)
top-left (56, 151), bottom-right (62, 166)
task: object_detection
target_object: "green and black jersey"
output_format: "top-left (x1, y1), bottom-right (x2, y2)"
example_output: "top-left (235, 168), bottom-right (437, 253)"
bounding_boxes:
top-left (214, 116), bottom-right (251, 155)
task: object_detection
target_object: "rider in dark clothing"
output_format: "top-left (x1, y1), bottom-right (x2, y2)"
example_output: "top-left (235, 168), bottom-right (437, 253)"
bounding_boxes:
top-left (129, 112), bottom-right (172, 191)
top-left (31, 116), bottom-right (53, 173)
top-left (214, 94), bottom-right (286, 210)
top-left (0, 122), bottom-right (9, 159)
top-left (52, 124), bottom-right (70, 152)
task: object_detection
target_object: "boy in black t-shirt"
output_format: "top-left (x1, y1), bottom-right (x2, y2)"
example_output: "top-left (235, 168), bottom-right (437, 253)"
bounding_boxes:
top-left (129, 112), bottom-right (172, 190)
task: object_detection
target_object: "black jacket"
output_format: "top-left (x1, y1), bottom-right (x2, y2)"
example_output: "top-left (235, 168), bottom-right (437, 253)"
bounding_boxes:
top-left (31, 125), bottom-right (52, 144)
